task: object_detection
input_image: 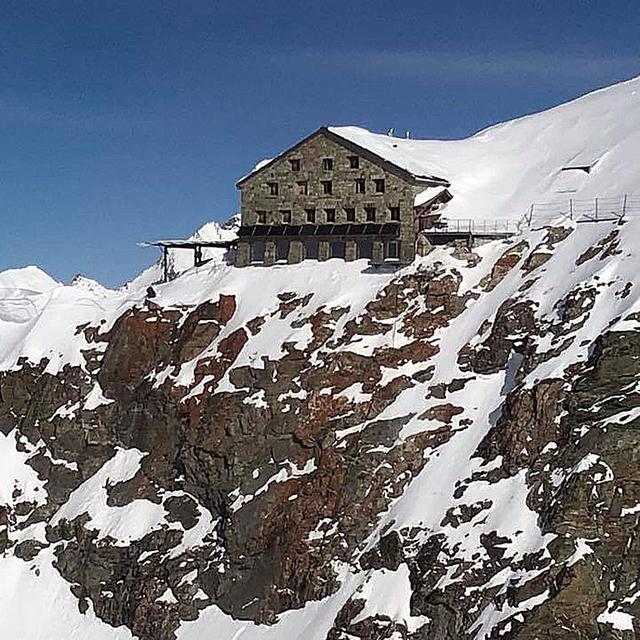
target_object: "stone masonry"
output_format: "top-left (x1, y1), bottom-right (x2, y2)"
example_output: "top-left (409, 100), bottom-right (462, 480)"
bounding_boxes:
top-left (234, 128), bottom-right (446, 267)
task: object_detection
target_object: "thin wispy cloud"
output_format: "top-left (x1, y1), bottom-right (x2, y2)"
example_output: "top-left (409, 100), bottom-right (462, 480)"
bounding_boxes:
top-left (298, 49), bottom-right (640, 83)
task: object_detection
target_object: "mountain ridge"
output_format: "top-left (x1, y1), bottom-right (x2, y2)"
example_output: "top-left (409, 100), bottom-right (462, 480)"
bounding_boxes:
top-left (0, 77), bottom-right (640, 639)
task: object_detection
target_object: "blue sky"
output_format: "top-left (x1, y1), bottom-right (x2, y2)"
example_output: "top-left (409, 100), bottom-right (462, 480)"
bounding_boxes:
top-left (1, 0), bottom-right (639, 286)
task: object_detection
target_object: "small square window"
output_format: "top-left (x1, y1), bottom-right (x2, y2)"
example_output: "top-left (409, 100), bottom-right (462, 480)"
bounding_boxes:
top-left (305, 208), bottom-right (316, 223)
top-left (365, 206), bottom-right (376, 222)
top-left (385, 240), bottom-right (400, 260)
top-left (290, 158), bottom-right (301, 171)
top-left (325, 208), bottom-right (336, 223)
top-left (345, 207), bottom-right (356, 222)
top-left (389, 206), bottom-right (400, 221)
top-left (322, 158), bottom-right (334, 171)
top-left (348, 156), bottom-right (359, 169)
top-left (321, 180), bottom-right (333, 195)
top-left (355, 178), bottom-right (365, 194)
top-left (281, 209), bottom-right (292, 224)
top-left (374, 179), bottom-right (385, 193)
top-left (256, 210), bottom-right (267, 224)
top-left (297, 181), bottom-right (308, 195)
top-left (267, 182), bottom-right (278, 196)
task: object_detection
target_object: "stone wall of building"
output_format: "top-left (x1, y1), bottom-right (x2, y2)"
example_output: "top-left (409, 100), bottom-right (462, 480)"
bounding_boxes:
top-left (236, 131), bottom-right (423, 267)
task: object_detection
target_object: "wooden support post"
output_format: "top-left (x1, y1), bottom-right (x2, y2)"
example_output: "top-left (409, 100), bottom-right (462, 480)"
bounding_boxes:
top-left (569, 199), bottom-right (573, 220)
top-left (623, 194), bottom-right (628, 218)
top-left (162, 247), bottom-right (169, 283)
top-left (595, 197), bottom-right (599, 221)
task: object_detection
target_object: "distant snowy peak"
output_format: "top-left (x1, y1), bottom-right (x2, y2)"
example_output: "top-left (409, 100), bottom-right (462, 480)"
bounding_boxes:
top-left (190, 214), bottom-right (240, 243)
top-left (0, 265), bottom-right (59, 294)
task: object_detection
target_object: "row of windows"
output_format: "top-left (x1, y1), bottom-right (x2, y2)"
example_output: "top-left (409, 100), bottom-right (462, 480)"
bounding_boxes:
top-left (289, 155), bottom-right (360, 173)
top-left (250, 239), bottom-right (400, 263)
top-left (255, 205), bottom-right (401, 225)
top-left (266, 177), bottom-right (386, 196)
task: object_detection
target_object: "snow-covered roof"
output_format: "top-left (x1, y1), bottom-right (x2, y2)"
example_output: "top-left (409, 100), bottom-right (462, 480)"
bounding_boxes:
top-left (328, 126), bottom-right (450, 184)
top-left (238, 75), bottom-right (640, 221)
top-left (237, 127), bottom-right (450, 187)
top-left (414, 185), bottom-right (450, 208)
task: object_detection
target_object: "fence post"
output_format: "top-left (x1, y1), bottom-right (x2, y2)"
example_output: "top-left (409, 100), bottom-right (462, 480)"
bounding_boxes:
top-left (528, 204), bottom-right (534, 225)
top-left (595, 197), bottom-right (598, 221)
top-left (569, 199), bottom-right (573, 220)
top-left (623, 194), bottom-right (628, 218)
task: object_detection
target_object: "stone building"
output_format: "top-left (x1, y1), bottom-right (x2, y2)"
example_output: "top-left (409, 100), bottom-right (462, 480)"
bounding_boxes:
top-left (234, 127), bottom-right (451, 267)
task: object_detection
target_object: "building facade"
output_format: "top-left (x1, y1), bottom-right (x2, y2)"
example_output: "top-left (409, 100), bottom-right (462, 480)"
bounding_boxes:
top-left (234, 127), bottom-right (449, 267)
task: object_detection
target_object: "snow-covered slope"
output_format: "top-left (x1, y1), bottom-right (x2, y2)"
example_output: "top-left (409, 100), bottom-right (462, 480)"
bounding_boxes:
top-left (1, 77), bottom-right (640, 640)
top-left (332, 75), bottom-right (640, 219)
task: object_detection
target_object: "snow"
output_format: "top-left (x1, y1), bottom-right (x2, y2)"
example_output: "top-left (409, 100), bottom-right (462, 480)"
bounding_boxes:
top-left (351, 565), bottom-right (430, 632)
top-left (597, 602), bottom-right (635, 631)
top-left (51, 448), bottom-right (169, 546)
top-left (0, 429), bottom-right (48, 508)
top-left (331, 76), bottom-right (640, 221)
top-left (0, 550), bottom-right (133, 639)
top-left (2, 76), bottom-right (640, 639)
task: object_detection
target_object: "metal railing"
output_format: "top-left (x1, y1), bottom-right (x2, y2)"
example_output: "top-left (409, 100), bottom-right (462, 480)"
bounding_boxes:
top-left (424, 218), bottom-right (520, 236)
top-left (524, 194), bottom-right (640, 226)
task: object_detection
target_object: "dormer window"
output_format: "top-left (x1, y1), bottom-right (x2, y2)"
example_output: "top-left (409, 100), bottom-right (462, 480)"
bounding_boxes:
top-left (322, 158), bottom-right (334, 171)
top-left (267, 182), bottom-right (279, 196)
top-left (355, 178), bottom-right (365, 194)
top-left (348, 156), bottom-right (359, 169)
top-left (321, 180), bottom-right (333, 195)
top-left (374, 179), bottom-right (385, 193)
top-left (256, 210), bottom-right (267, 224)
top-left (290, 158), bottom-right (301, 171)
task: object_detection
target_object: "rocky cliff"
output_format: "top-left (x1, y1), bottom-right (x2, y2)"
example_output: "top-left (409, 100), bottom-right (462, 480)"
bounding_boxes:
top-left (1, 211), bottom-right (640, 639)
top-left (3, 75), bottom-right (640, 639)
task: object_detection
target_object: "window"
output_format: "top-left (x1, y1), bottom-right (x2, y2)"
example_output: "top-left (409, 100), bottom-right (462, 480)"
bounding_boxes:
top-left (365, 206), bottom-right (376, 222)
top-left (304, 240), bottom-right (319, 260)
top-left (321, 180), bottom-right (333, 195)
top-left (330, 241), bottom-right (346, 259)
top-left (281, 209), bottom-right (292, 224)
top-left (358, 240), bottom-right (373, 259)
top-left (325, 208), bottom-right (336, 223)
top-left (305, 208), bottom-right (316, 223)
top-left (322, 158), bottom-right (334, 170)
top-left (385, 240), bottom-right (400, 260)
top-left (374, 179), bottom-right (385, 193)
top-left (290, 158), bottom-right (301, 171)
top-left (348, 156), bottom-right (360, 169)
top-left (345, 207), bottom-right (356, 222)
top-left (389, 206), bottom-right (400, 221)
top-left (256, 210), bottom-right (267, 224)
top-left (276, 239), bottom-right (289, 262)
top-left (251, 241), bottom-right (265, 263)
top-left (267, 182), bottom-right (278, 196)
top-left (297, 181), bottom-right (308, 195)
top-left (355, 178), bottom-right (365, 194)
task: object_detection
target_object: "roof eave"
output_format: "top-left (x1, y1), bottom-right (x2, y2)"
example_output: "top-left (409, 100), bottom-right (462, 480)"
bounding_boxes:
top-left (236, 126), bottom-right (450, 188)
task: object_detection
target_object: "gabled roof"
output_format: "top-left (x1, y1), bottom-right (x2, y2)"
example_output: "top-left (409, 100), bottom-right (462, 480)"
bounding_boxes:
top-left (236, 126), bottom-right (449, 188)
